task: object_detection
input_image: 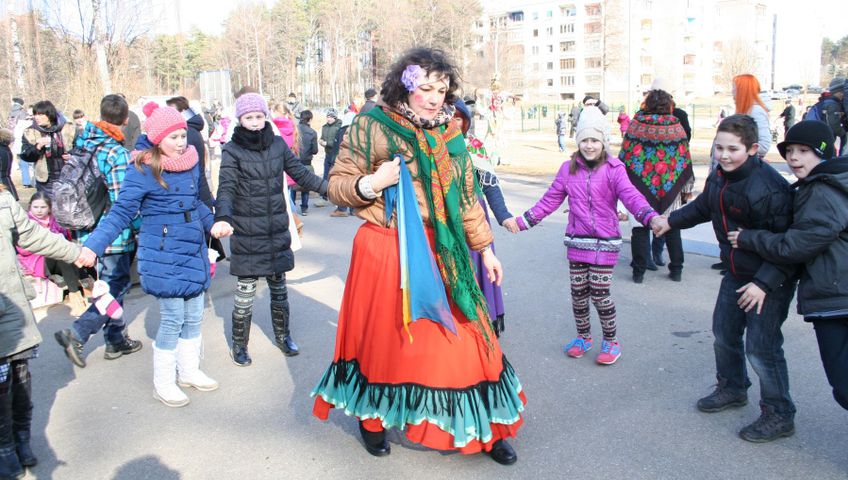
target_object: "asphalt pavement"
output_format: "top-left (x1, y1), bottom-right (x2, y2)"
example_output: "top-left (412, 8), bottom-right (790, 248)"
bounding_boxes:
top-left (25, 173), bottom-right (847, 479)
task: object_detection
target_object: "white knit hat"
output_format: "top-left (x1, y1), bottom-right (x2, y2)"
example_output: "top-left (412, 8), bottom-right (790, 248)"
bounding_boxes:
top-left (575, 106), bottom-right (610, 152)
top-left (650, 77), bottom-right (670, 93)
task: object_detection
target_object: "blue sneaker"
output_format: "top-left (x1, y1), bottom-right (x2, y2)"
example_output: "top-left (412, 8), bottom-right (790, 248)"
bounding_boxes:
top-left (596, 340), bottom-right (621, 365)
top-left (564, 336), bottom-right (593, 358)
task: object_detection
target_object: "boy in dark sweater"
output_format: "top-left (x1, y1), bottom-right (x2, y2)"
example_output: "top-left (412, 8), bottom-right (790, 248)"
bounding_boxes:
top-left (729, 120), bottom-right (848, 411)
top-left (655, 114), bottom-right (798, 442)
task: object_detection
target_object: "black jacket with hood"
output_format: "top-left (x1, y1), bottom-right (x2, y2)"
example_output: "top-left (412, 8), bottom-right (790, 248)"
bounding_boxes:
top-left (738, 156), bottom-right (848, 318)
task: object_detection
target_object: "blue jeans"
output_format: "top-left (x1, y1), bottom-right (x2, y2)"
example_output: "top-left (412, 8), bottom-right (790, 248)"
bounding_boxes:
top-left (155, 294), bottom-right (204, 350)
top-left (322, 150), bottom-right (337, 200)
top-left (19, 159), bottom-right (33, 187)
top-left (712, 274), bottom-right (797, 417)
top-left (72, 252), bottom-right (133, 345)
top-left (557, 134), bottom-right (567, 152)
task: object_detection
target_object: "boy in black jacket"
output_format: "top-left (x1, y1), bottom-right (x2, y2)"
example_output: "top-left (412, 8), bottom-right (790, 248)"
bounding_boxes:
top-left (729, 120), bottom-right (848, 411)
top-left (655, 115), bottom-right (798, 442)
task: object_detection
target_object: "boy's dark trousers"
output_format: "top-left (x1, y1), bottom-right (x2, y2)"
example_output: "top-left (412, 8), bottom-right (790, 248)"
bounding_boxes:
top-left (712, 275), bottom-right (797, 418)
top-left (0, 359), bottom-right (33, 476)
top-left (812, 317), bottom-right (848, 410)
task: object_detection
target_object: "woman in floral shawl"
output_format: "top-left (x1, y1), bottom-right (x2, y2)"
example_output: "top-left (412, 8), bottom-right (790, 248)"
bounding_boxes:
top-left (311, 48), bottom-right (525, 465)
top-left (619, 89), bottom-right (694, 282)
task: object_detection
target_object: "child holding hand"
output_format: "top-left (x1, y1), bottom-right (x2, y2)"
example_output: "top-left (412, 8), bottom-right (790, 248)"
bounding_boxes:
top-left (504, 107), bottom-right (661, 365)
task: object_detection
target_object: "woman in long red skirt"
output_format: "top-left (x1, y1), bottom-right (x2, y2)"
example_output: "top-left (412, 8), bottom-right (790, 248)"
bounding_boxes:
top-left (311, 47), bottom-right (526, 465)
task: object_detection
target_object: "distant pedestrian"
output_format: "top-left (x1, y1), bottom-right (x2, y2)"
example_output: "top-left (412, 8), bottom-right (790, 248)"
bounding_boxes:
top-left (359, 88), bottom-right (377, 115)
top-left (293, 110), bottom-right (319, 215)
top-left (555, 112), bottom-right (568, 152)
top-left (616, 108), bottom-right (630, 138)
top-left (505, 106), bottom-right (662, 365)
top-left (0, 129), bottom-right (17, 199)
top-left (319, 108), bottom-right (341, 201)
top-left (778, 99), bottom-right (796, 137)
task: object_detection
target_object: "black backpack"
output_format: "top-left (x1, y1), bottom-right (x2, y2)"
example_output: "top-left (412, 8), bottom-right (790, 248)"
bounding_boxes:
top-left (53, 141), bottom-right (111, 230)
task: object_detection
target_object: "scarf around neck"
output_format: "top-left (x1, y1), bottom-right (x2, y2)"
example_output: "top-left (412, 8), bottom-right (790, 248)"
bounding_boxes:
top-left (619, 113), bottom-right (694, 213)
top-left (355, 106), bottom-right (493, 344)
top-left (232, 122), bottom-right (275, 151)
top-left (140, 145), bottom-right (198, 172)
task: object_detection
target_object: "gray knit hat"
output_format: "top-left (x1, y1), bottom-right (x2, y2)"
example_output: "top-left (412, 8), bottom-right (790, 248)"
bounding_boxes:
top-left (575, 106), bottom-right (610, 151)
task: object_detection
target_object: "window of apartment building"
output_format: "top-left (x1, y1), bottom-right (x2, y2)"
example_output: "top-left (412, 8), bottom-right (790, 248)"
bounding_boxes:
top-left (561, 93), bottom-right (576, 100)
top-left (560, 23), bottom-right (575, 34)
top-left (561, 41), bottom-right (576, 52)
top-left (641, 74), bottom-right (652, 86)
top-left (585, 3), bottom-right (601, 16)
top-left (532, 45), bottom-right (539, 55)
top-left (547, 79), bottom-right (554, 87)
top-left (642, 0), bottom-right (652, 8)
top-left (640, 55), bottom-right (652, 68)
top-left (585, 22), bottom-right (602, 34)
top-left (585, 74), bottom-right (602, 86)
top-left (533, 63), bottom-right (539, 72)
top-left (585, 57), bottom-right (602, 69)
top-left (547, 10), bottom-right (553, 17)
top-left (586, 39), bottom-right (601, 52)
top-left (509, 11), bottom-right (524, 22)
top-left (560, 75), bottom-right (575, 86)
top-left (533, 29), bottom-right (539, 37)
top-left (641, 19), bottom-right (652, 32)
top-left (547, 62), bottom-right (554, 70)
top-left (533, 12), bottom-right (539, 20)
top-left (475, 35), bottom-right (484, 44)
top-left (756, 5), bottom-right (765, 16)
top-left (547, 44), bottom-right (554, 53)
top-left (683, 54), bottom-right (696, 65)
top-left (547, 27), bottom-right (553, 36)
top-left (560, 58), bottom-right (575, 69)
top-left (561, 5), bottom-right (576, 16)
top-left (475, 21), bottom-right (483, 28)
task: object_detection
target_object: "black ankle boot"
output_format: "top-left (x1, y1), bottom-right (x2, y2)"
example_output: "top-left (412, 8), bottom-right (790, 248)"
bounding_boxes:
top-left (358, 422), bottom-right (390, 457)
top-left (489, 439), bottom-right (517, 465)
top-left (272, 306), bottom-right (299, 356)
top-left (12, 432), bottom-right (35, 468)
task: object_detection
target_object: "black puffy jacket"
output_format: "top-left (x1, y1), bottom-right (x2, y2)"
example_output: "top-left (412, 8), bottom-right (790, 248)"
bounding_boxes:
top-left (669, 155), bottom-right (795, 292)
top-left (216, 124), bottom-right (327, 277)
top-left (738, 157), bottom-right (848, 317)
top-left (297, 123), bottom-right (319, 166)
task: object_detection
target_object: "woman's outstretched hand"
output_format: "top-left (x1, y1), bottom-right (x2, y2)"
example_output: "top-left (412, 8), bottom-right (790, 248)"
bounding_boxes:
top-left (481, 248), bottom-right (503, 286)
top-left (371, 157), bottom-right (401, 192)
top-left (502, 217), bottom-right (520, 233)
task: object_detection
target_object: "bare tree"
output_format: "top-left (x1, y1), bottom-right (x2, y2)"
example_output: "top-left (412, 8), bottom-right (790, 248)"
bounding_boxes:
top-left (721, 37), bottom-right (760, 80)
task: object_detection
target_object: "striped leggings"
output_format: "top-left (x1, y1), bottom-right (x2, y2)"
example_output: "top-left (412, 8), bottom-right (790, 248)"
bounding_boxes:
top-left (569, 261), bottom-right (617, 341)
top-left (233, 273), bottom-right (290, 320)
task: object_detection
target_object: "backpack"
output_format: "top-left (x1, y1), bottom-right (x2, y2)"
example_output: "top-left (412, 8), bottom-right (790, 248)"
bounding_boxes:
top-left (53, 141), bottom-right (111, 230)
top-left (804, 97), bottom-right (837, 122)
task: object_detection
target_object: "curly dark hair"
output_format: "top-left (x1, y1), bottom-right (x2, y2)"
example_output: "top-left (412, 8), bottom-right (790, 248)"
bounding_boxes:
top-left (644, 90), bottom-right (674, 115)
top-left (380, 47), bottom-right (461, 107)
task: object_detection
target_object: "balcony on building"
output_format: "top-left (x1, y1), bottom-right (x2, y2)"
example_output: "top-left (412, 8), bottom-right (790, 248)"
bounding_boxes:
top-left (585, 3), bottom-right (601, 18)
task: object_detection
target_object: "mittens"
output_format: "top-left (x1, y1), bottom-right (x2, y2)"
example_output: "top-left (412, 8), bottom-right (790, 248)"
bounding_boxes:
top-left (208, 248), bottom-right (219, 278)
top-left (91, 280), bottom-right (123, 319)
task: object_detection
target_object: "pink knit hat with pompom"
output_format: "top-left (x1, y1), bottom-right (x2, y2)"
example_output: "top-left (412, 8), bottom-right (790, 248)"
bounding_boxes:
top-left (144, 105), bottom-right (186, 145)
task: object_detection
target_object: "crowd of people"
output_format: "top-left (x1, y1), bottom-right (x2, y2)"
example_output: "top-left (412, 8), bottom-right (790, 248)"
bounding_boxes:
top-left (0, 46), bottom-right (847, 478)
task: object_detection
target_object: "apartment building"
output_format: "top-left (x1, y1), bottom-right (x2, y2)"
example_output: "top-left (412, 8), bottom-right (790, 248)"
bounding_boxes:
top-left (472, 0), bottom-right (820, 105)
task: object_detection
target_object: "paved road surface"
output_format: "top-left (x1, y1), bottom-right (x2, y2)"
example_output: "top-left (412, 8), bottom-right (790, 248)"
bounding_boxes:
top-left (26, 174), bottom-right (847, 479)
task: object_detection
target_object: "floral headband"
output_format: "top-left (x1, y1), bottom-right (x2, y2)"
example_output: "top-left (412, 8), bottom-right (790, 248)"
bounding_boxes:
top-left (401, 64), bottom-right (450, 92)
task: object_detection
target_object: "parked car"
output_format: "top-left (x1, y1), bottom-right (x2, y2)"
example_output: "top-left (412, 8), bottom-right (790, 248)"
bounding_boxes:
top-left (785, 88), bottom-right (801, 97)
top-left (782, 84), bottom-right (803, 91)
top-left (807, 85), bottom-right (823, 94)
top-left (759, 90), bottom-right (787, 100)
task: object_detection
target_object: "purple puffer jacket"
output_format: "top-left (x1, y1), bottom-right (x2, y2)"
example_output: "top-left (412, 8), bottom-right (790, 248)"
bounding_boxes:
top-left (517, 154), bottom-right (657, 266)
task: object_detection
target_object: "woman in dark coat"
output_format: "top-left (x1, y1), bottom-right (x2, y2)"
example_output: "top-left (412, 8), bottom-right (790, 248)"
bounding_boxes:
top-left (0, 129), bottom-right (18, 199)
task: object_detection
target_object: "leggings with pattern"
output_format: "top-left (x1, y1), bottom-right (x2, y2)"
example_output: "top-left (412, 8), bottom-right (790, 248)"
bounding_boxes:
top-left (569, 261), bottom-right (617, 341)
top-left (234, 273), bottom-right (289, 320)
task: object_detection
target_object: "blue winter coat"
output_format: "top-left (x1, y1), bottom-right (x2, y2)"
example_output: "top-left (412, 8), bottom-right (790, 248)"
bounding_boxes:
top-left (84, 157), bottom-right (214, 298)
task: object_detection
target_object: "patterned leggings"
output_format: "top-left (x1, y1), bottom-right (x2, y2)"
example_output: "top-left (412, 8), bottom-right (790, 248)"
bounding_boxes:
top-left (569, 261), bottom-right (617, 341)
top-left (233, 273), bottom-right (290, 320)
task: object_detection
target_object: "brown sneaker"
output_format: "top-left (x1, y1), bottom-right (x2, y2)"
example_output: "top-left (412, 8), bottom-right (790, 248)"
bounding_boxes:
top-left (330, 210), bottom-right (349, 217)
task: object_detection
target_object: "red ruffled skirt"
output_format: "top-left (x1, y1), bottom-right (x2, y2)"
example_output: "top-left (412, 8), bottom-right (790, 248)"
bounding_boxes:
top-left (311, 223), bottom-right (526, 454)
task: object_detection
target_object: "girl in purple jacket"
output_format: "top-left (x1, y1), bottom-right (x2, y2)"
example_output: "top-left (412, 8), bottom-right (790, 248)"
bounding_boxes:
top-left (505, 107), bottom-right (661, 364)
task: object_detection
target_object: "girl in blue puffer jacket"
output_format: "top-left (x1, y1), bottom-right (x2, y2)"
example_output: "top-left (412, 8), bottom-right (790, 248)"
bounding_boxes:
top-left (80, 106), bottom-right (219, 408)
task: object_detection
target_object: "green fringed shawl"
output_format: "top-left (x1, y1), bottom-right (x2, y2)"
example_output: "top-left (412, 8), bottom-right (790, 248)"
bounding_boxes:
top-left (348, 107), bottom-right (492, 343)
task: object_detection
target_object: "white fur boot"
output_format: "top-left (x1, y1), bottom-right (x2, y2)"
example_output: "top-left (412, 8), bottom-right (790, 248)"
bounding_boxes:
top-left (153, 343), bottom-right (190, 407)
top-left (176, 336), bottom-right (219, 391)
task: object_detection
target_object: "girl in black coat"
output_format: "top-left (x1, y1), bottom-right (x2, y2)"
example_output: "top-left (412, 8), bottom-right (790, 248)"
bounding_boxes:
top-left (730, 121), bottom-right (848, 411)
top-left (212, 93), bottom-right (327, 366)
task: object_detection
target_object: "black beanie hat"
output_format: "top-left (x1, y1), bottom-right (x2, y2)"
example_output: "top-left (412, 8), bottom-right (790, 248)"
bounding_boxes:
top-left (777, 120), bottom-right (835, 160)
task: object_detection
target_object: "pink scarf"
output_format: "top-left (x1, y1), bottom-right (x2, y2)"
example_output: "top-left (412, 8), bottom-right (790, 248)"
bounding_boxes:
top-left (132, 145), bottom-right (199, 172)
